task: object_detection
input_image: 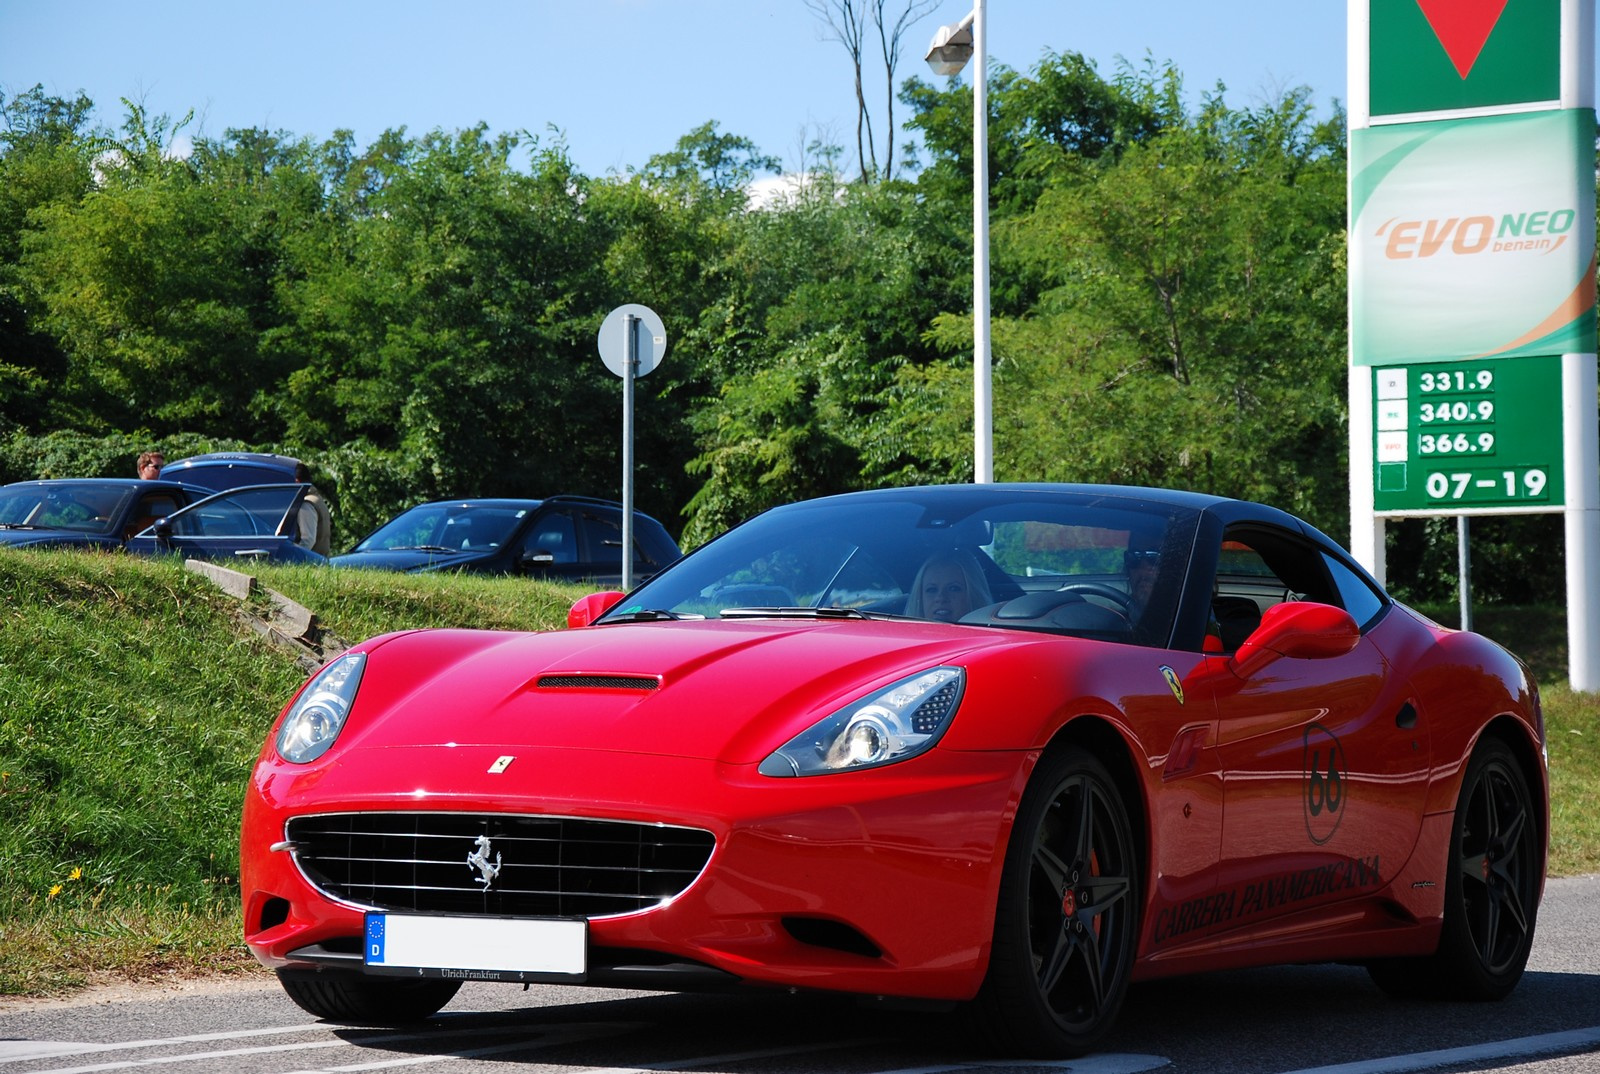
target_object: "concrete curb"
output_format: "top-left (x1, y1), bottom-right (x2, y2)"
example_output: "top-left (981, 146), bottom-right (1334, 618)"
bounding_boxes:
top-left (183, 559), bottom-right (348, 672)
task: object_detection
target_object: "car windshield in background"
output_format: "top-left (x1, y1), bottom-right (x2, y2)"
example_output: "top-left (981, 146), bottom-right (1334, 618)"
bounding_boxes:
top-left (0, 482), bottom-right (133, 536)
top-left (354, 503), bottom-right (531, 553)
top-left (605, 487), bottom-right (1201, 643)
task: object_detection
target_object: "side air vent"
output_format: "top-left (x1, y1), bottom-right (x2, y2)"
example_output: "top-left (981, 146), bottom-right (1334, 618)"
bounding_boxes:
top-left (782, 917), bottom-right (882, 959)
top-left (537, 675), bottom-right (659, 691)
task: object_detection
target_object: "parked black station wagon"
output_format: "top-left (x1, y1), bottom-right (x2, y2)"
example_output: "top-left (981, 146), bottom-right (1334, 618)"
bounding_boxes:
top-left (329, 495), bottom-right (680, 584)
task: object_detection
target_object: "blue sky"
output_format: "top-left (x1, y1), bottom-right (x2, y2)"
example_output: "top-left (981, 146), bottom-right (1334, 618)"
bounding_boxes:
top-left (1, 1), bottom-right (1350, 177)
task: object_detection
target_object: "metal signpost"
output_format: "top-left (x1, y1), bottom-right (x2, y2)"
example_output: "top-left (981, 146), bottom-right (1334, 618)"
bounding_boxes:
top-left (1347, 0), bottom-right (1599, 690)
top-left (597, 304), bottom-right (667, 592)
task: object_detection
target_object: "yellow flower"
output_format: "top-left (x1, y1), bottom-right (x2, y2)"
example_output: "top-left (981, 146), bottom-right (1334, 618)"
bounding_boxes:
top-left (48, 884), bottom-right (62, 898)
top-left (68, 867), bottom-right (82, 881)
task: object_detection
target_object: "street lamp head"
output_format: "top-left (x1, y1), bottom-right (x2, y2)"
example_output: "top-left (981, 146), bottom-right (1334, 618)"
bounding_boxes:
top-left (924, 21), bottom-right (974, 76)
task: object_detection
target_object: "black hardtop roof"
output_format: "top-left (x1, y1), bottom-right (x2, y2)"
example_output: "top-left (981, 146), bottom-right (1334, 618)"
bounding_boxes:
top-left (795, 482), bottom-right (1237, 511)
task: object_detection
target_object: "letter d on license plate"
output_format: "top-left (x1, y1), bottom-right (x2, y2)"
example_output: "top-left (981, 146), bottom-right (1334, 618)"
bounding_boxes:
top-left (365, 913), bottom-right (585, 977)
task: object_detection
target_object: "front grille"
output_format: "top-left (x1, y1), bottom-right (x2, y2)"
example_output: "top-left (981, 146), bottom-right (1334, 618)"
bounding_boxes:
top-left (287, 812), bottom-right (714, 918)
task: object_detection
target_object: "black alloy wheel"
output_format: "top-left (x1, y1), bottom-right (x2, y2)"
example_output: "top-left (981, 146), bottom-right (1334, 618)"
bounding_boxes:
top-left (1368, 736), bottom-right (1541, 1000)
top-left (974, 745), bottom-right (1140, 1056)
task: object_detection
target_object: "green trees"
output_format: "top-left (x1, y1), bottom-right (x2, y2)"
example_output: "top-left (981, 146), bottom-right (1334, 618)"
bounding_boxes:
top-left (985, 82), bottom-right (1350, 528)
top-left (0, 61), bottom-right (1400, 580)
top-left (0, 86), bottom-right (99, 431)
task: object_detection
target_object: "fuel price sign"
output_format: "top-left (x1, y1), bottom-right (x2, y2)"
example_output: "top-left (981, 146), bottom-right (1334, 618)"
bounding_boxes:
top-left (1372, 355), bottom-right (1564, 514)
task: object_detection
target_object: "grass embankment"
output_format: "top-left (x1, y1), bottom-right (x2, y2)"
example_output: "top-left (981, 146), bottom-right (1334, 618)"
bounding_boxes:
top-left (0, 553), bottom-right (1594, 998)
top-left (0, 550), bottom-right (583, 997)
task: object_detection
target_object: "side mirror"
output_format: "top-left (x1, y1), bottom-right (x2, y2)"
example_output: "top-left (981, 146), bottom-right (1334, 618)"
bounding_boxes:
top-left (567, 590), bottom-right (626, 629)
top-left (1229, 601), bottom-right (1360, 679)
top-left (519, 549), bottom-right (556, 570)
top-left (152, 517), bottom-right (174, 551)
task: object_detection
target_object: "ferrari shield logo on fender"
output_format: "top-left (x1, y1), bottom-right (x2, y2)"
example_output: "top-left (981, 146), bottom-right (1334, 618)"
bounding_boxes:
top-left (1160, 666), bottom-right (1184, 706)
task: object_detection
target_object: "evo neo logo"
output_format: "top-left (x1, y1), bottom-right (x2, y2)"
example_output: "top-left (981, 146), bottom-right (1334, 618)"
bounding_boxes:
top-left (1377, 208), bottom-right (1577, 259)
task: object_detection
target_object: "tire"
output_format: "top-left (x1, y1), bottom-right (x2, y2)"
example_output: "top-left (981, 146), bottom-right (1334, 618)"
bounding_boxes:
top-left (971, 746), bottom-right (1140, 1057)
top-left (276, 969), bottom-right (463, 1023)
top-left (1367, 737), bottom-right (1540, 1000)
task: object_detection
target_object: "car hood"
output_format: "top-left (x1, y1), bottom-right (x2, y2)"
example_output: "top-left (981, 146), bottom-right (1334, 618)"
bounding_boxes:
top-left (329, 548), bottom-right (493, 572)
top-left (339, 618), bottom-right (1017, 765)
top-left (0, 528), bottom-right (110, 548)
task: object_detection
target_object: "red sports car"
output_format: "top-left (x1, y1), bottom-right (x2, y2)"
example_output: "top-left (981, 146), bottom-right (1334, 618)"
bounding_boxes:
top-left (240, 484), bottom-right (1546, 1056)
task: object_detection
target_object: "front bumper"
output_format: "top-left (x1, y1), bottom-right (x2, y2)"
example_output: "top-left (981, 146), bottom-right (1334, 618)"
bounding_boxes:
top-left (241, 743), bottom-right (1033, 1001)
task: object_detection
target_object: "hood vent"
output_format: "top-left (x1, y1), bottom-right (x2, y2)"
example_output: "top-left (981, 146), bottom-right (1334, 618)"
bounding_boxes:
top-left (537, 674), bottom-right (659, 691)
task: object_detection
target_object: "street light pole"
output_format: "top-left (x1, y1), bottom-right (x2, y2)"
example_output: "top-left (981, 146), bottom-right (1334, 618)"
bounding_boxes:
top-left (926, 0), bottom-right (991, 483)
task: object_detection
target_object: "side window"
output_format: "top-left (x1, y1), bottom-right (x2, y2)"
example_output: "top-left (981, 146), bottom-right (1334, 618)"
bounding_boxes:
top-left (139, 495), bottom-right (180, 519)
top-left (1207, 526), bottom-right (1384, 651)
top-left (127, 495), bottom-right (180, 538)
top-left (1208, 539), bottom-right (1278, 653)
top-left (1322, 552), bottom-right (1387, 630)
top-left (522, 511), bottom-right (578, 564)
top-left (170, 488), bottom-right (299, 538)
top-left (577, 510), bottom-right (626, 566)
top-left (1208, 527), bottom-right (1343, 652)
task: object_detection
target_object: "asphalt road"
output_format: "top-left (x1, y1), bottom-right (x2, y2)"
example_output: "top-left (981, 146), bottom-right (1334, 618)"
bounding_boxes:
top-left (1, 876), bottom-right (1595, 1074)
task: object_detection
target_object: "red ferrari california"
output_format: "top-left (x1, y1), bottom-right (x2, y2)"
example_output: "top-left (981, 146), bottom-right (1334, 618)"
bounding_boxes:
top-left (240, 484), bottom-right (1546, 1055)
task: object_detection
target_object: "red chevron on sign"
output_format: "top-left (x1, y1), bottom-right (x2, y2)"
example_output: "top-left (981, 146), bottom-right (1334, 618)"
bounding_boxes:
top-left (1416, 0), bottom-right (1511, 78)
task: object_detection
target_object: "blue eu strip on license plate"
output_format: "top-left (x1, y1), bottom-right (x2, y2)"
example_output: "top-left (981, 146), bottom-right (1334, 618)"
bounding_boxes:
top-left (364, 913), bottom-right (586, 977)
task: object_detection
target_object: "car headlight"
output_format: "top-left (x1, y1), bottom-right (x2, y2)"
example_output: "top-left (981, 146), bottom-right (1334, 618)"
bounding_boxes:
top-left (275, 652), bottom-right (366, 764)
top-left (759, 667), bottom-right (965, 777)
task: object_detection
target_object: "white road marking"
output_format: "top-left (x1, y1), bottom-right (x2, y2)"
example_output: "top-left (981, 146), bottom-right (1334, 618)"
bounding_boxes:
top-left (565, 1039), bottom-right (889, 1074)
top-left (277, 1025), bottom-right (616, 1073)
top-left (570, 1050), bottom-right (1168, 1074)
top-left (866, 1058), bottom-right (1169, 1074)
top-left (6, 1023), bottom-right (614, 1074)
top-left (1274, 1026), bottom-right (1600, 1074)
top-left (0, 1023), bottom-right (320, 1062)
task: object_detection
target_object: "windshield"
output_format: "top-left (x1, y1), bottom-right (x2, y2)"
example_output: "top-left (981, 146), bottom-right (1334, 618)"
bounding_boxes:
top-left (356, 502), bottom-right (532, 553)
top-left (0, 483), bottom-right (133, 535)
top-left (603, 487), bottom-right (1200, 645)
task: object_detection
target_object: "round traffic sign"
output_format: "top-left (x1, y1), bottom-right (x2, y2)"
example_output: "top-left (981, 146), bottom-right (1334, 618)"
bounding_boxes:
top-left (597, 304), bottom-right (668, 378)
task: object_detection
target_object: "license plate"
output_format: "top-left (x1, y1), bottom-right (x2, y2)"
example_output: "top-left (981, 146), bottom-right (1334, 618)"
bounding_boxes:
top-left (364, 914), bottom-right (586, 979)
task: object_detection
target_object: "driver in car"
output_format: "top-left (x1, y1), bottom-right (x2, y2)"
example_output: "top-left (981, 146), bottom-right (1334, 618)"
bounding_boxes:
top-left (906, 549), bottom-right (993, 622)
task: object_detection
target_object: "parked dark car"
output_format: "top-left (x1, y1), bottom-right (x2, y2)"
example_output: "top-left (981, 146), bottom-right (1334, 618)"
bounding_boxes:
top-left (0, 478), bottom-right (326, 565)
top-left (122, 483), bottom-right (328, 565)
top-left (159, 451), bottom-right (304, 492)
top-left (0, 478), bottom-right (209, 549)
top-left (329, 496), bottom-right (680, 583)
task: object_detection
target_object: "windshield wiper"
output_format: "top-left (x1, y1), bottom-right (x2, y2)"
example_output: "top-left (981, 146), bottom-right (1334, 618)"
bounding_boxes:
top-left (388, 544), bottom-right (457, 553)
top-left (719, 606), bottom-right (870, 621)
top-left (0, 523), bottom-right (37, 530)
top-left (612, 608), bottom-right (703, 621)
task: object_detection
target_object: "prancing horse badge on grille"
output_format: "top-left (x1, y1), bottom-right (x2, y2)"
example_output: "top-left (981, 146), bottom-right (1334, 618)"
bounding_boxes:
top-left (466, 834), bottom-right (502, 889)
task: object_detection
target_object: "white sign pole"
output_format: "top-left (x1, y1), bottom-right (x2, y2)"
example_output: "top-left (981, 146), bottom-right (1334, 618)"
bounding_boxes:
top-left (1564, 3), bottom-right (1599, 690)
top-left (1348, 366), bottom-right (1385, 585)
top-left (621, 314), bottom-right (637, 592)
top-left (1564, 353), bottom-right (1600, 690)
top-left (597, 303), bottom-right (668, 594)
top-left (1346, 1), bottom-right (1384, 586)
